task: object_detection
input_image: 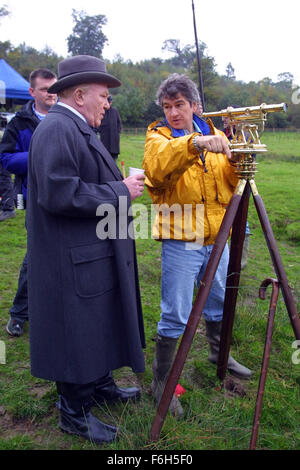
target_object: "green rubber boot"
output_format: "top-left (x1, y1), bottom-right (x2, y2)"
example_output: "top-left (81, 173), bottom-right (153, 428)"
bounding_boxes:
top-left (151, 335), bottom-right (184, 418)
top-left (205, 321), bottom-right (252, 379)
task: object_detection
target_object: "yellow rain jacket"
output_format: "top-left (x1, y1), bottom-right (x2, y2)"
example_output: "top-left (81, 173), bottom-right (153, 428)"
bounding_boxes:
top-left (143, 119), bottom-right (239, 245)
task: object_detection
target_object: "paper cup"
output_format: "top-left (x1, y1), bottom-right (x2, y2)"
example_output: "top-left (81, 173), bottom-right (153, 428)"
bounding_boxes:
top-left (129, 167), bottom-right (145, 176)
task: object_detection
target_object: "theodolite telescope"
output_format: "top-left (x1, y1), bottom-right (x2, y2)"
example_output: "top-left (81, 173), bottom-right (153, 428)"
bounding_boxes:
top-left (202, 102), bottom-right (287, 179)
top-left (203, 102), bottom-right (287, 120)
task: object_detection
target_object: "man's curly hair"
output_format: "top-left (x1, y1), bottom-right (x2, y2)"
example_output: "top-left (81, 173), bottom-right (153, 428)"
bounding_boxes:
top-left (156, 73), bottom-right (201, 109)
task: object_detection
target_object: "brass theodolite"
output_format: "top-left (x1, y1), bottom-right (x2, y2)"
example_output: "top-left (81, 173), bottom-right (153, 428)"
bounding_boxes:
top-left (150, 103), bottom-right (300, 449)
top-left (203, 102), bottom-right (287, 180)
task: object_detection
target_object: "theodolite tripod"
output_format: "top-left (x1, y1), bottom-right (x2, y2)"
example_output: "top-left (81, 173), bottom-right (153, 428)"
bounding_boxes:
top-left (149, 104), bottom-right (300, 447)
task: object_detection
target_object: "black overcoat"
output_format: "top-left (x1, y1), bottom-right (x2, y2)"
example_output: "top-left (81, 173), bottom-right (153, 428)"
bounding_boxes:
top-left (99, 107), bottom-right (122, 155)
top-left (27, 104), bottom-right (145, 384)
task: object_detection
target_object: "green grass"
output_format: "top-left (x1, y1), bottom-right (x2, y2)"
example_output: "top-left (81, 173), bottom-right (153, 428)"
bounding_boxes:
top-left (0, 132), bottom-right (299, 450)
top-left (262, 131), bottom-right (300, 159)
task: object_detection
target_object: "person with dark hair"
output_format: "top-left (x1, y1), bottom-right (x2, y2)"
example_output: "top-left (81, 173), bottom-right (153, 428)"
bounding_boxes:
top-left (98, 95), bottom-right (122, 160)
top-left (26, 55), bottom-right (145, 445)
top-left (143, 74), bottom-right (252, 417)
top-left (0, 68), bottom-right (57, 337)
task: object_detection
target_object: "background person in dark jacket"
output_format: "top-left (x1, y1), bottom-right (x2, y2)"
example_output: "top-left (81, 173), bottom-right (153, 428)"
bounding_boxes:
top-left (27, 55), bottom-right (146, 445)
top-left (98, 94), bottom-right (122, 160)
top-left (0, 160), bottom-right (15, 221)
top-left (0, 114), bottom-right (15, 220)
top-left (0, 68), bottom-right (57, 337)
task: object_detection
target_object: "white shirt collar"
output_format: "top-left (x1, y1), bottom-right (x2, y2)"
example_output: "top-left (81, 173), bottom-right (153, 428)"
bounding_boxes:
top-left (57, 101), bottom-right (87, 123)
top-left (32, 104), bottom-right (47, 120)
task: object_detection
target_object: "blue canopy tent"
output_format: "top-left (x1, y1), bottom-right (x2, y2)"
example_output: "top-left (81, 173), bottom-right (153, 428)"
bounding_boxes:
top-left (0, 58), bottom-right (33, 105)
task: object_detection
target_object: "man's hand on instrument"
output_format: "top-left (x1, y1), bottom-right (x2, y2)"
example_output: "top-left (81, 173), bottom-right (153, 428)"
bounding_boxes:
top-left (194, 135), bottom-right (232, 161)
top-left (123, 173), bottom-right (146, 200)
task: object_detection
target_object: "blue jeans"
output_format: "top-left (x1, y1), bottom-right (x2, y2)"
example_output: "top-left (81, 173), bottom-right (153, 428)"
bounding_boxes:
top-left (245, 220), bottom-right (251, 235)
top-left (157, 240), bottom-right (229, 338)
top-left (9, 253), bottom-right (28, 322)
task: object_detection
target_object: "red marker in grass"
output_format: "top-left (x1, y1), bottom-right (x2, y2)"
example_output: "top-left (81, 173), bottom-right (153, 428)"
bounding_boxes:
top-left (121, 160), bottom-right (126, 178)
top-left (175, 384), bottom-right (186, 397)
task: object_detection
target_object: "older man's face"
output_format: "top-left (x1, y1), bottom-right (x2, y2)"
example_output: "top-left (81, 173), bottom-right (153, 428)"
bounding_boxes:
top-left (81, 83), bottom-right (110, 128)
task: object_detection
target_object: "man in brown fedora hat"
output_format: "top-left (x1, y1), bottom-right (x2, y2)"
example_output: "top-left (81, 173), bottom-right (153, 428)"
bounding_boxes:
top-left (26, 55), bottom-right (146, 445)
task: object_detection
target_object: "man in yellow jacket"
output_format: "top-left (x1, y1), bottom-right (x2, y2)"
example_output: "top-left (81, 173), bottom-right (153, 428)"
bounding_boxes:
top-left (143, 74), bottom-right (252, 417)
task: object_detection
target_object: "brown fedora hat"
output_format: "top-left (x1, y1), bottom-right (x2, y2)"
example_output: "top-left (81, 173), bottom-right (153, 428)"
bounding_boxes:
top-left (48, 55), bottom-right (121, 93)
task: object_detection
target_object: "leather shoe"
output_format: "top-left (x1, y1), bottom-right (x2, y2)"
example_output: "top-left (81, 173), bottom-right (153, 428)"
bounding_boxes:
top-left (58, 395), bottom-right (117, 444)
top-left (6, 318), bottom-right (25, 337)
top-left (93, 372), bottom-right (141, 406)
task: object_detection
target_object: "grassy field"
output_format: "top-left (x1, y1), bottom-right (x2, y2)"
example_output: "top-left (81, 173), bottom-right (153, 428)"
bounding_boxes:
top-left (0, 131), bottom-right (299, 451)
top-left (262, 131), bottom-right (300, 158)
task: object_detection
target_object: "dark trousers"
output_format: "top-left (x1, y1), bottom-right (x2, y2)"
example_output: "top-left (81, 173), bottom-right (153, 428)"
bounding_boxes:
top-left (9, 252), bottom-right (28, 322)
top-left (56, 381), bottom-right (96, 403)
top-left (0, 163), bottom-right (14, 211)
top-left (56, 373), bottom-right (110, 403)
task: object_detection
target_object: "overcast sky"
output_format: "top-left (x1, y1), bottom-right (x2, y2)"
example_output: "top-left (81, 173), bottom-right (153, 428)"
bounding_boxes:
top-left (1, 0), bottom-right (299, 88)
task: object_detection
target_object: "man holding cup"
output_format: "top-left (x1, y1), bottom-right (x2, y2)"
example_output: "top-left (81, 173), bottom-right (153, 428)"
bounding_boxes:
top-left (27, 55), bottom-right (146, 445)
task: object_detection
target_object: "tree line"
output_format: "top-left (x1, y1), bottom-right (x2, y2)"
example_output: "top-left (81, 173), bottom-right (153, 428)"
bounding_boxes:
top-left (1, 7), bottom-right (299, 128)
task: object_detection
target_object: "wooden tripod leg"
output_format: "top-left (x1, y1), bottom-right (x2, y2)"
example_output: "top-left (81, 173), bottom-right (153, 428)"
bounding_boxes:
top-left (149, 180), bottom-right (246, 442)
top-left (217, 180), bottom-right (250, 380)
top-left (250, 180), bottom-right (300, 341)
